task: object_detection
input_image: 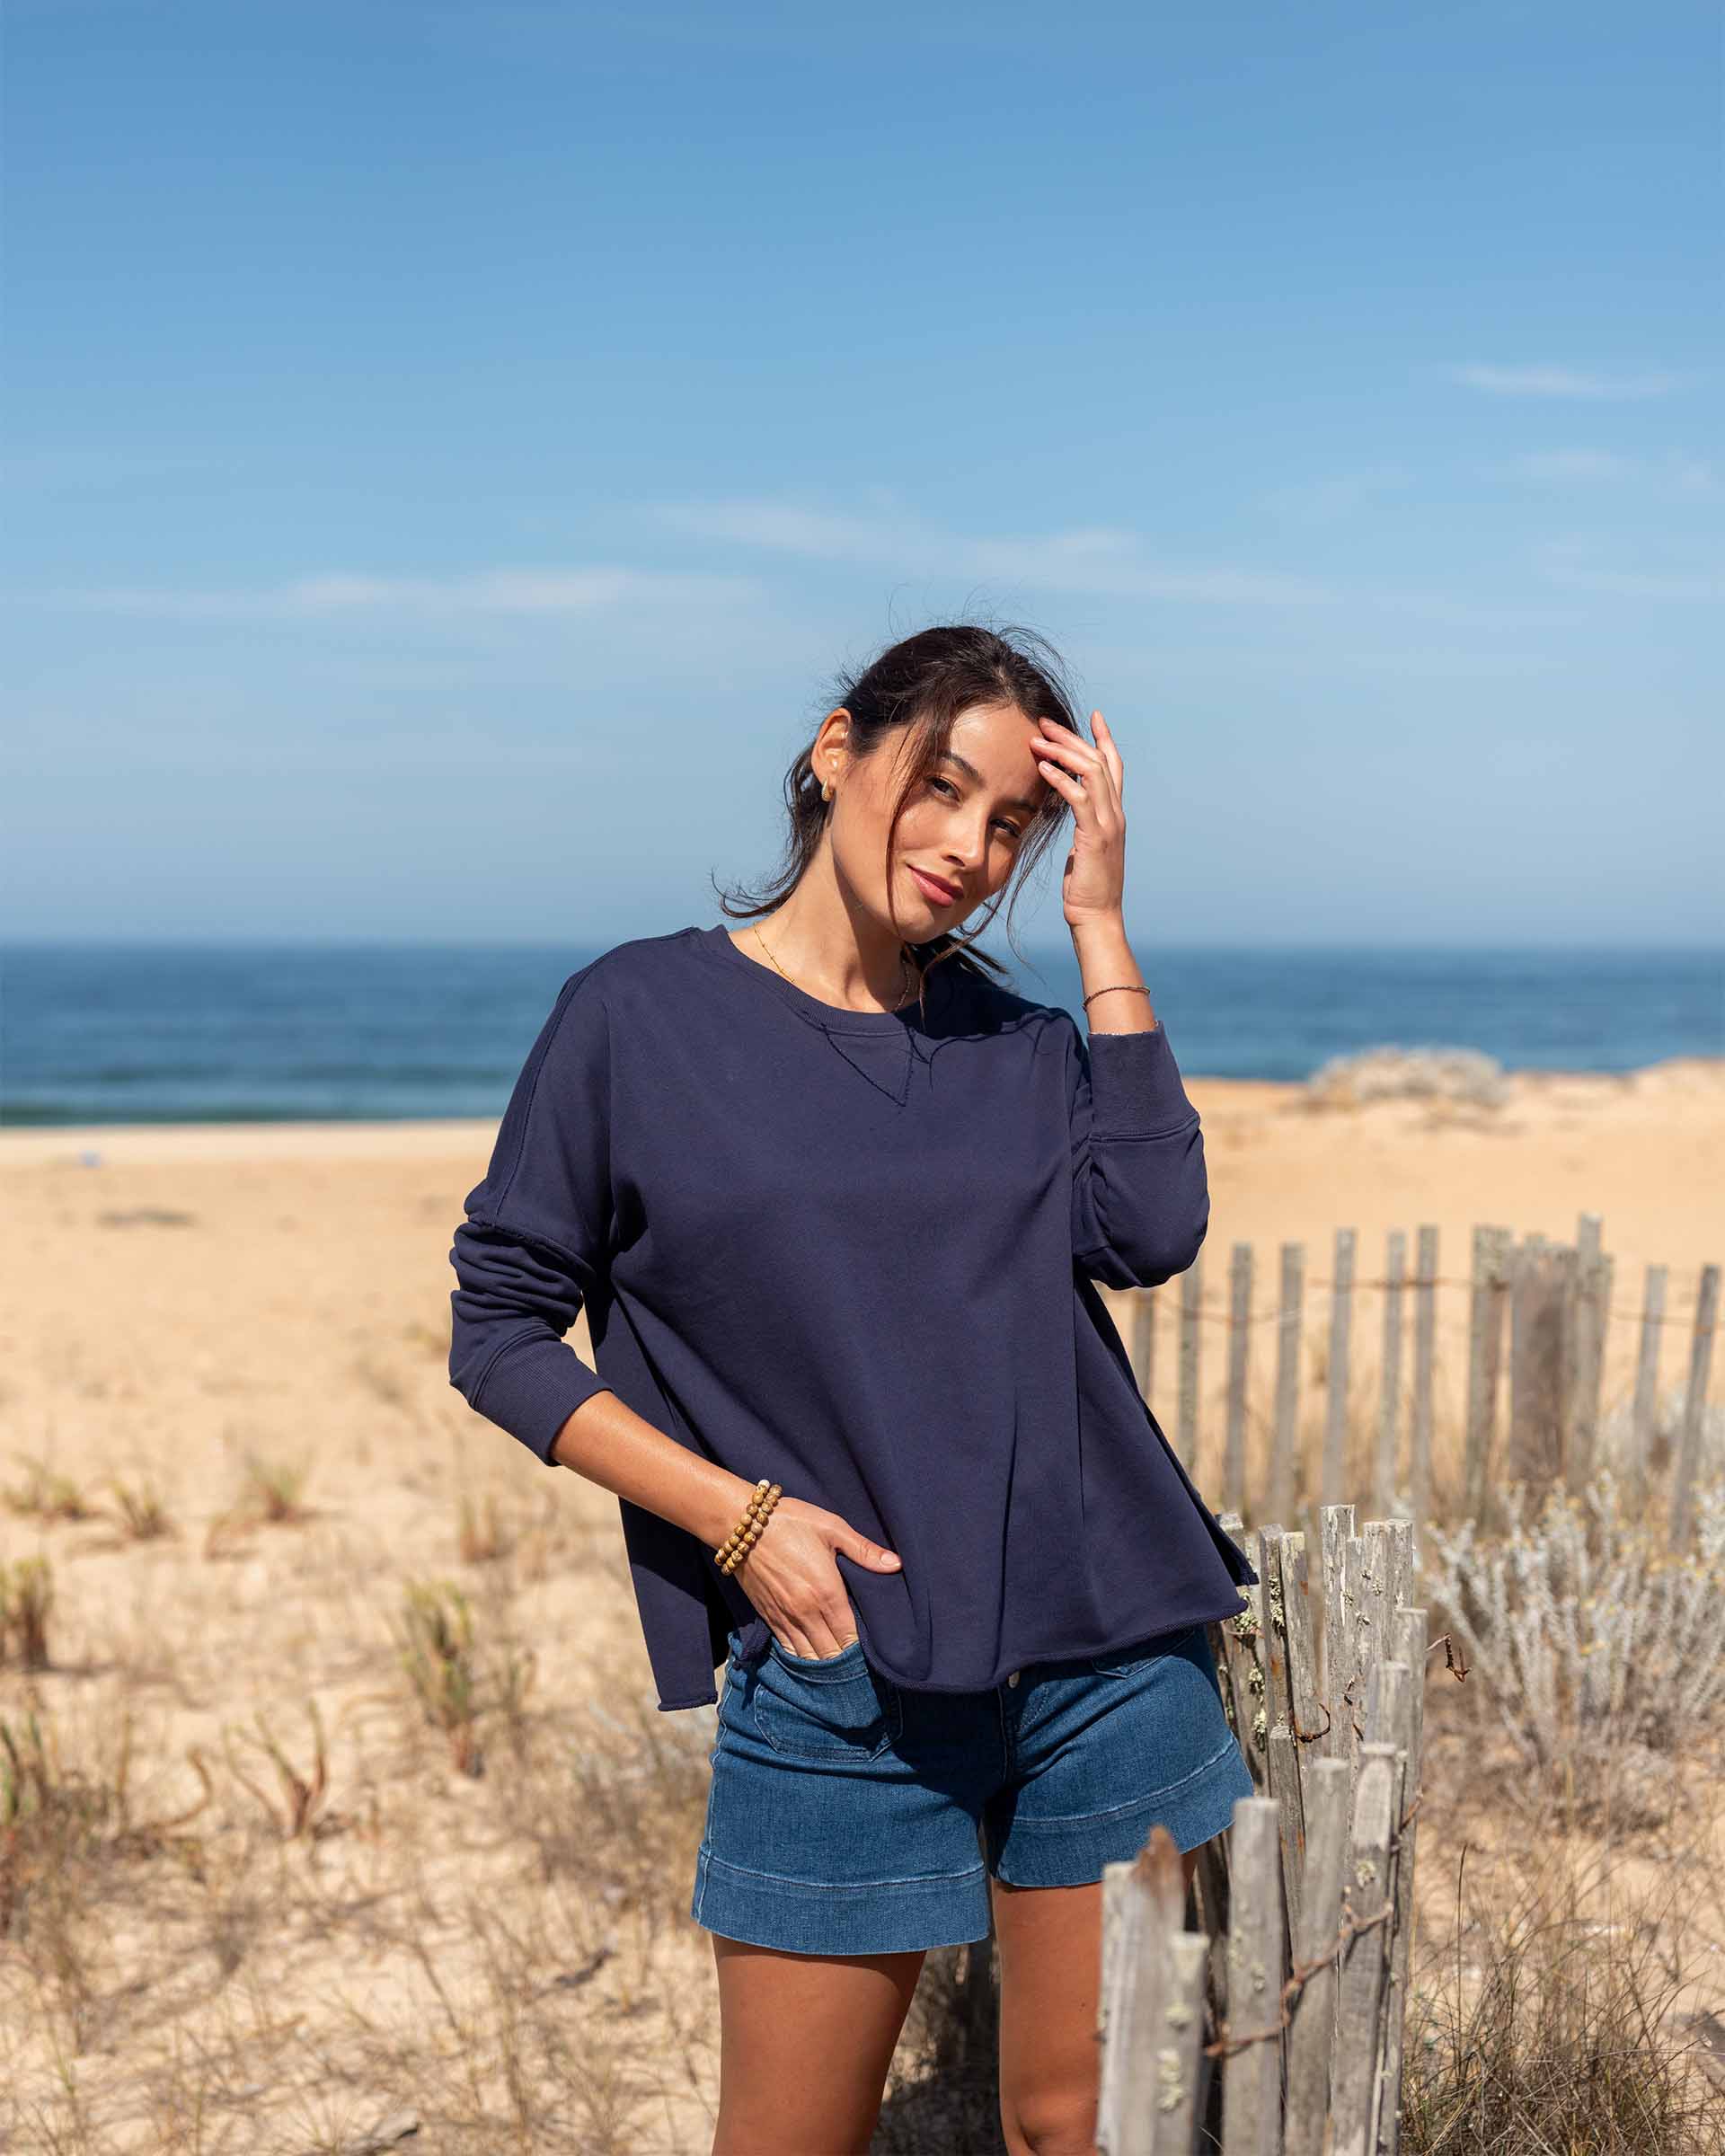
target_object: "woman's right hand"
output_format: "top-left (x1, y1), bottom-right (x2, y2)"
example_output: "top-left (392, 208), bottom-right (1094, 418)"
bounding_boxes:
top-left (733, 1494), bottom-right (902, 1660)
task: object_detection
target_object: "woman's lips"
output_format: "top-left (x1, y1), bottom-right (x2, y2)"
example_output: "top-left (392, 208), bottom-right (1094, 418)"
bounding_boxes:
top-left (910, 867), bottom-right (960, 906)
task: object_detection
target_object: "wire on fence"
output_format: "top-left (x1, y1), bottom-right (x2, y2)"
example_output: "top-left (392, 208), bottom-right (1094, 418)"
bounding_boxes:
top-left (1119, 1275), bottom-right (1717, 1332)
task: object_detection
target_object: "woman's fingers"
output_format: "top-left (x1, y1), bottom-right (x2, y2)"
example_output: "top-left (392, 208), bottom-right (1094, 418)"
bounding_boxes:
top-left (742, 1507), bottom-right (888, 1658)
top-left (779, 1608), bottom-right (860, 1658)
top-left (1035, 724), bottom-right (1119, 827)
top-left (1090, 709), bottom-right (1125, 796)
top-left (1035, 713), bottom-right (1119, 809)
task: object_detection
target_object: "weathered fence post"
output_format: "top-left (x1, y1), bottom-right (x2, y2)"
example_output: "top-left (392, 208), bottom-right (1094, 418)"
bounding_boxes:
top-left (1322, 1229), bottom-right (1356, 1509)
top-left (1464, 1225), bottom-right (1511, 1532)
top-left (1566, 1214), bottom-right (1609, 1498)
top-left (1409, 1224), bottom-right (1438, 1547)
top-left (1328, 1742), bottom-right (1397, 2156)
top-left (1100, 1507), bottom-right (1427, 2152)
top-left (1377, 1604), bottom-right (1428, 2156)
top-left (1282, 1757), bottom-right (1349, 2156)
top-left (1668, 1261), bottom-right (1721, 1552)
top-left (1629, 1260), bottom-right (1667, 1516)
top-left (1216, 1509), bottom-right (1266, 1791)
top-left (1179, 1255), bottom-right (1203, 1472)
top-left (1271, 1242), bottom-right (1305, 1534)
top-left (1508, 1231), bottom-right (1571, 1499)
top-left (1225, 1245), bottom-right (1254, 1519)
top-left (1097, 1824), bottom-right (1189, 2156)
top-left (1318, 1502), bottom-right (1356, 1767)
top-left (1373, 1230), bottom-right (1406, 1520)
top-left (1223, 1798), bottom-right (1286, 2153)
top-left (1252, 1524), bottom-right (1304, 1957)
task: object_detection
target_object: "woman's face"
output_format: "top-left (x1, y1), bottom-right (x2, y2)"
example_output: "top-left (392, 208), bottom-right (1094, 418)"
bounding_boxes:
top-left (822, 697), bottom-right (1054, 934)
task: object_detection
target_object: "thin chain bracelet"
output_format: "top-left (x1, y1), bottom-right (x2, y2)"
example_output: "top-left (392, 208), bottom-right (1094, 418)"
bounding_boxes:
top-left (1081, 983), bottom-right (1154, 1010)
top-left (716, 1479), bottom-right (783, 1575)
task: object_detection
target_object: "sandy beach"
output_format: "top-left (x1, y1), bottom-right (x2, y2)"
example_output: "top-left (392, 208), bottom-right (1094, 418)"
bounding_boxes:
top-left (3, 1055), bottom-right (1722, 2149)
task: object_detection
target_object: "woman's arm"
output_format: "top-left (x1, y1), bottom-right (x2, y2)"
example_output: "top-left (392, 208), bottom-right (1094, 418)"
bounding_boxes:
top-left (1064, 992), bottom-right (1209, 1289)
top-left (447, 961), bottom-right (902, 1657)
top-left (546, 1388), bottom-right (766, 1549)
top-left (1071, 914), bottom-right (1158, 1034)
top-left (1030, 711), bottom-right (1208, 1287)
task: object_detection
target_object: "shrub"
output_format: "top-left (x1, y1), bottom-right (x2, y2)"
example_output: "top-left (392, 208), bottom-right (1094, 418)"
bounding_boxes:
top-left (1420, 1468), bottom-right (1725, 1816)
top-left (0, 1556), bottom-right (54, 1670)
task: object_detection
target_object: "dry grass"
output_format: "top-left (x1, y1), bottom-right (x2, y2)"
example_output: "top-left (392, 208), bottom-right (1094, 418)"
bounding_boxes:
top-left (1401, 1725), bottom-right (1725, 2153)
top-left (1, 1555), bottom-right (55, 1670)
top-left (4, 1456), bottom-right (96, 1524)
top-left (103, 1477), bottom-right (174, 1544)
top-left (1, 1647), bottom-right (723, 2152)
top-left (3, 1106), bottom-right (1721, 2150)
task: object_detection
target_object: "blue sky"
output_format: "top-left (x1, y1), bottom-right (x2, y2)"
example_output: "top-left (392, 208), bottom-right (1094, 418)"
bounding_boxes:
top-left (4, 0), bottom-right (1720, 949)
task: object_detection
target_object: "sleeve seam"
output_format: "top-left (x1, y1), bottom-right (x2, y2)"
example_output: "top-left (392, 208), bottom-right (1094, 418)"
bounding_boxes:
top-left (465, 1206), bottom-right (604, 1283)
top-left (491, 965), bottom-right (611, 1219)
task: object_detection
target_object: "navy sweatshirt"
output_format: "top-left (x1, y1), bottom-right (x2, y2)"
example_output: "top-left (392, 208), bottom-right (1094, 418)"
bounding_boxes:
top-left (447, 923), bottom-right (1257, 1710)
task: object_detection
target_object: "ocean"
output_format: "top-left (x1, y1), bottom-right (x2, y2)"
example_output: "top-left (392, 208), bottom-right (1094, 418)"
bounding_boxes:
top-left (3, 937), bottom-right (1720, 1127)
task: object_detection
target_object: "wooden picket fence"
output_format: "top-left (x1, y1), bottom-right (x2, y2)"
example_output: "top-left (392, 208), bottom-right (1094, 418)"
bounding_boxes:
top-left (1097, 1506), bottom-right (1427, 2155)
top-left (1119, 1217), bottom-right (1721, 1554)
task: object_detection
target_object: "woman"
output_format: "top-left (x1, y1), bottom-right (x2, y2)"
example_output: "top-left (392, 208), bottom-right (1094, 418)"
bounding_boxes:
top-left (447, 623), bottom-right (1258, 2156)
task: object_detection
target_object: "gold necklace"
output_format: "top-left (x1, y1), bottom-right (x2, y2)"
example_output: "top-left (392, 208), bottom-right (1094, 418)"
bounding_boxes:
top-left (751, 923), bottom-right (916, 1013)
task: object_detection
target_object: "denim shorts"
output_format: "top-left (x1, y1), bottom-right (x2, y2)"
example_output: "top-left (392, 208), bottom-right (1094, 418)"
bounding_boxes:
top-left (689, 1620), bottom-right (1255, 1957)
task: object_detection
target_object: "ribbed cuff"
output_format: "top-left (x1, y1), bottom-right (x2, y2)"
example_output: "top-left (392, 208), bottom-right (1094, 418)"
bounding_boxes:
top-left (1085, 1022), bottom-right (1199, 1139)
top-left (472, 1336), bottom-right (614, 1465)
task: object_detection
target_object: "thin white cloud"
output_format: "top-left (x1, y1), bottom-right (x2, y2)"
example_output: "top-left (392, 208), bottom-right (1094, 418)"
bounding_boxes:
top-left (1349, 590), bottom-right (1585, 630)
top-left (1539, 561), bottom-right (1725, 601)
top-left (649, 496), bottom-right (1596, 626)
top-left (650, 498), bottom-right (1337, 605)
top-left (1491, 450), bottom-right (1725, 496)
top-left (1532, 535), bottom-right (1723, 600)
top-left (1, 447), bottom-right (213, 491)
top-left (1487, 449), bottom-right (1720, 490)
top-left (1501, 449), bottom-right (1641, 481)
top-left (1255, 466), bottom-right (1413, 525)
top-left (1, 567), bottom-right (765, 620)
top-left (1446, 364), bottom-right (1689, 401)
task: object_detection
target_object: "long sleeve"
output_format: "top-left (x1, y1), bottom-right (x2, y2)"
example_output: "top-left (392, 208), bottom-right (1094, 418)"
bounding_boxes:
top-left (447, 962), bottom-right (617, 1464)
top-left (1066, 1013), bottom-right (1209, 1289)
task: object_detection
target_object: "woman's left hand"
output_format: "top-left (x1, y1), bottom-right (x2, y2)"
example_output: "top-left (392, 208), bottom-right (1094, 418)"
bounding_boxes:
top-left (1032, 711), bottom-right (1128, 931)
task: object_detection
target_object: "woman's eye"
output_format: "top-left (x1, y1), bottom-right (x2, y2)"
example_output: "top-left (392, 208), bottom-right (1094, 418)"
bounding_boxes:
top-left (929, 775), bottom-right (1022, 839)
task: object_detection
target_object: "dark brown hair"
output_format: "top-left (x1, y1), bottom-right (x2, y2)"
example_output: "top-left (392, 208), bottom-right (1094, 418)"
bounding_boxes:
top-left (712, 621), bottom-right (1084, 1012)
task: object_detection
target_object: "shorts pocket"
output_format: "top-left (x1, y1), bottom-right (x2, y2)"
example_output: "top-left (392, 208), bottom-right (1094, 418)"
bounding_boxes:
top-left (1090, 1623), bottom-right (1203, 1679)
top-left (751, 1637), bottom-right (904, 1761)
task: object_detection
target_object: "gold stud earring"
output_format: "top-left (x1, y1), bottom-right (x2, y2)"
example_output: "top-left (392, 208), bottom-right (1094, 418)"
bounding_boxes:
top-left (821, 779), bottom-right (834, 803)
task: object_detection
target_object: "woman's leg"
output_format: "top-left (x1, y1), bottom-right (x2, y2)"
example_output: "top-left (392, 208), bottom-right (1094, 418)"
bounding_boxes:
top-left (709, 1933), bottom-right (927, 2156)
top-left (992, 1843), bottom-right (1203, 2156)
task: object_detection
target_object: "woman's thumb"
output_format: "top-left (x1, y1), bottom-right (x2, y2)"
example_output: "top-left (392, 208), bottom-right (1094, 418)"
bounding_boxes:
top-left (842, 1527), bottom-right (901, 1570)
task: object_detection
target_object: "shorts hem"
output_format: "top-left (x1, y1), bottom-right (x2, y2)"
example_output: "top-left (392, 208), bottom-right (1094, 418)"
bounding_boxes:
top-left (990, 1740), bottom-right (1255, 1884)
top-left (690, 1845), bottom-right (993, 1955)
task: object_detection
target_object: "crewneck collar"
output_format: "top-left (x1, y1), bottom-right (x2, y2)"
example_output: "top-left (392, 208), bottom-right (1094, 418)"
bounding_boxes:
top-left (689, 923), bottom-right (951, 1038)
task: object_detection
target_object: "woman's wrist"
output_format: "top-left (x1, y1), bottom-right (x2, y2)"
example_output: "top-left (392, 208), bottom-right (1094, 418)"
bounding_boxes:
top-left (545, 1392), bottom-right (780, 1554)
top-left (1070, 915), bottom-right (1158, 1033)
top-left (697, 1466), bottom-right (777, 1553)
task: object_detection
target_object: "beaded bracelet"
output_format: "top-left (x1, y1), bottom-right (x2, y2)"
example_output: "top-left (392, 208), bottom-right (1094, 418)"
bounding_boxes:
top-left (715, 1478), bottom-right (783, 1576)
